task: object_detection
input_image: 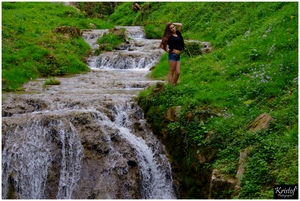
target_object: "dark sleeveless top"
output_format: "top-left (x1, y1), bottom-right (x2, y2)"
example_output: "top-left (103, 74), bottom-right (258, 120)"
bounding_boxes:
top-left (167, 30), bottom-right (184, 53)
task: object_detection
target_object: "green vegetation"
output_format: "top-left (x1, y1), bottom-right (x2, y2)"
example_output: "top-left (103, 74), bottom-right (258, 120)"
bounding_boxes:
top-left (42, 76), bottom-right (61, 88)
top-left (109, 2), bottom-right (297, 199)
top-left (2, 2), bottom-right (113, 91)
top-left (96, 28), bottom-right (127, 54)
top-left (2, 2), bottom-right (298, 199)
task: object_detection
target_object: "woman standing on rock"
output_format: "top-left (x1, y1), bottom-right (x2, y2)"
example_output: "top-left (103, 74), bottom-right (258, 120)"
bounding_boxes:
top-left (160, 22), bottom-right (184, 85)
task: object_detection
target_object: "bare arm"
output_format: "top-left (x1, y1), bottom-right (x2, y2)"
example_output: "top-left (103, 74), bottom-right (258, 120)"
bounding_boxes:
top-left (173, 23), bottom-right (182, 32)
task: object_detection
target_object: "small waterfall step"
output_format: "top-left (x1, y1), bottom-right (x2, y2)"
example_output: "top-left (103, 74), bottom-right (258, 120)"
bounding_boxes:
top-left (83, 26), bottom-right (165, 70)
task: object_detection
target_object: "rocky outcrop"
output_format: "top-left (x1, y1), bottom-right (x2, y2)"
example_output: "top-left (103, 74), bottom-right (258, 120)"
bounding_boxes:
top-left (248, 113), bottom-right (273, 132)
top-left (234, 147), bottom-right (253, 196)
top-left (70, 111), bottom-right (141, 199)
top-left (2, 110), bottom-right (142, 199)
top-left (209, 169), bottom-right (237, 199)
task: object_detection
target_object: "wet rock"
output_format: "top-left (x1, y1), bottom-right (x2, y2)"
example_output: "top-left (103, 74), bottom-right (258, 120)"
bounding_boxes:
top-left (2, 111), bottom-right (142, 199)
top-left (149, 66), bottom-right (155, 71)
top-left (2, 97), bottom-right (47, 117)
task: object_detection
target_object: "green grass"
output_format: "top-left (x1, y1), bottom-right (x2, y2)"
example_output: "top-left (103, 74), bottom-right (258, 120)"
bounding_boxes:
top-left (2, 2), bottom-right (298, 199)
top-left (2, 2), bottom-right (114, 91)
top-left (96, 29), bottom-right (126, 53)
top-left (130, 2), bottom-right (298, 199)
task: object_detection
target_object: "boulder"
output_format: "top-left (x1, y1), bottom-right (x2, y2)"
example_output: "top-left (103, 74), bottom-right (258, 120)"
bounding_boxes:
top-left (248, 113), bottom-right (273, 132)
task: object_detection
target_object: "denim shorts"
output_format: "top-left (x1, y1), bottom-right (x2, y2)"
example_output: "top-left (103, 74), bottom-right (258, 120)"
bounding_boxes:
top-left (168, 53), bottom-right (180, 62)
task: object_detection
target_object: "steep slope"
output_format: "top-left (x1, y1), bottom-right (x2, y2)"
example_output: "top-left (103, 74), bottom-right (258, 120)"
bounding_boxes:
top-left (108, 2), bottom-right (298, 199)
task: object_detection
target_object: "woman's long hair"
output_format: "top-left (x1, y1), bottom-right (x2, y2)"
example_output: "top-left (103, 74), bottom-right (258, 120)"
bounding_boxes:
top-left (159, 23), bottom-right (173, 51)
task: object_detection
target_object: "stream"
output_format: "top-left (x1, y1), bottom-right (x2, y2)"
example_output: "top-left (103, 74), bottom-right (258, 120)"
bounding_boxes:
top-left (2, 26), bottom-right (177, 199)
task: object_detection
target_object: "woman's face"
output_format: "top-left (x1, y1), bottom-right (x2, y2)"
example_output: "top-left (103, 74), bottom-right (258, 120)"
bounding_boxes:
top-left (169, 24), bottom-right (176, 34)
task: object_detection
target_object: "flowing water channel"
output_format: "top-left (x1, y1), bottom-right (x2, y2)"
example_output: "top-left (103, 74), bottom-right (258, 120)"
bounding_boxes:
top-left (2, 26), bottom-right (177, 199)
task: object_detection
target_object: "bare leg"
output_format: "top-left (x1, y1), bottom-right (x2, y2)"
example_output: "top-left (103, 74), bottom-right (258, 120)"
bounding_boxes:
top-left (168, 60), bottom-right (177, 85)
top-left (173, 61), bottom-right (180, 85)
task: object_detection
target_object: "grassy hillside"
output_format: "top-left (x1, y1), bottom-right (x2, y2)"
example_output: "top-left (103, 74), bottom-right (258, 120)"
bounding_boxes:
top-left (108, 2), bottom-right (298, 199)
top-left (2, 2), bottom-right (113, 91)
top-left (2, 2), bottom-right (298, 199)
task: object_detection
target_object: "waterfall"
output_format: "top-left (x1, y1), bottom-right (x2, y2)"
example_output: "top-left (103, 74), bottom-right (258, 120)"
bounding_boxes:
top-left (2, 114), bottom-right (84, 199)
top-left (113, 103), bottom-right (176, 199)
top-left (2, 26), bottom-right (176, 199)
top-left (84, 26), bottom-right (164, 70)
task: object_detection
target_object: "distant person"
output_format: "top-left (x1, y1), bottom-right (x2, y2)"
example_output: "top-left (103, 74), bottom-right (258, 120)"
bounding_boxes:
top-left (159, 22), bottom-right (184, 85)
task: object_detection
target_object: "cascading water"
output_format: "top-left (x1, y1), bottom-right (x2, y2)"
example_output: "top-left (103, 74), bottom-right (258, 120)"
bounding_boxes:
top-left (2, 26), bottom-right (176, 199)
top-left (113, 103), bottom-right (175, 199)
top-left (84, 26), bottom-right (163, 70)
top-left (2, 114), bottom-right (84, 199)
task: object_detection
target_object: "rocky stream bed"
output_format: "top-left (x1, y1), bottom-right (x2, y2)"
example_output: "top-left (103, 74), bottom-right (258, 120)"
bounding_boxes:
top-left (2, 27), bottom-right (177, 199)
